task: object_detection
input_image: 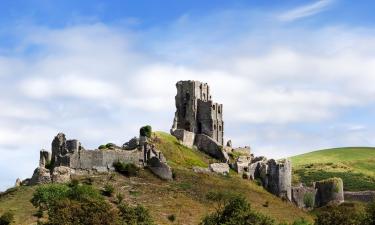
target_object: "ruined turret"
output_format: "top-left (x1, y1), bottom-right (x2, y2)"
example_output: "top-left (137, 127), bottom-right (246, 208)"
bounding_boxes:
top-left (171, 80), bottom-right (224, 145)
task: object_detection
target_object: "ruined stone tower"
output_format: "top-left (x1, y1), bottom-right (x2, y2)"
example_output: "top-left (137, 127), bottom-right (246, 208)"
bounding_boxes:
top-left (171, 80), bottom-right (224, 145)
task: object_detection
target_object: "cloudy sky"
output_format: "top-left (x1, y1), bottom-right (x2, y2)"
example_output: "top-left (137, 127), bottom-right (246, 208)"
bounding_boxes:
top-left (1, 0), bottom-right (375, 190)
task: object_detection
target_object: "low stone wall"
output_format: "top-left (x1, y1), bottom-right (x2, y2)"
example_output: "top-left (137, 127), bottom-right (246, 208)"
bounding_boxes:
top-left (292, 185), bottom-right (317, 209)
top-left (345, 191), bottom-right (375, 203)
top-left (194, 134), bottom-right (229, 162)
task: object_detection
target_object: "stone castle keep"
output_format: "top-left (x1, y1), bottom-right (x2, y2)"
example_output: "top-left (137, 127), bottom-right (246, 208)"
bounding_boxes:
top-left (22, 80), bottom-right (344, 209)
top-left (172, 81), bottom-right (224, 145)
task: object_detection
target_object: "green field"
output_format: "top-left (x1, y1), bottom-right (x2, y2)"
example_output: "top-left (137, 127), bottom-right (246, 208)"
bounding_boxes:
top-left (0, 132), bottom-right (312, 225)
top-left (291, 147), bottom-right (375, 191)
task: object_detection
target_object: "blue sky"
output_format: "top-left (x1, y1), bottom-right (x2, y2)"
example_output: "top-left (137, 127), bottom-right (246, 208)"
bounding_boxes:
top-left (1, 0), bottom-right (375, 191)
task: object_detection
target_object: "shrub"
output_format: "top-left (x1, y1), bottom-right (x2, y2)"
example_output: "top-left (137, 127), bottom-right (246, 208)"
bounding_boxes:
top-left (303, 193), bottom-right (315, 208)
top-left (47, 198), bottom-right (119, 225)
top-left (118, 203), bottom-right (154, 225)
top-left (0, 212), bottom-right (14, 225)
top-left (116, 193), bottom-right (124, 204)
top-left (314, 205), bottom-right (364, 225)
top-left (102, 184), bottom-right (115, 197)
top-left (45, 160), bottom-right (53, 170)
top-left (167, 214), bottom-right (176, 222)
top-left (363, 201), bottom-right (375, 225)
top-left (202, 192), bottom-right (275, 225)
top-left (31, 184), bottom-right (70, 210)
top-left (113, 161), bottom-right (139, 177)
top-left (98, 144), bottom-right (106, 149)
top-left (140, 125), bottom-right (152, 138)
top-left (106, 143), bottom-right (117, 149)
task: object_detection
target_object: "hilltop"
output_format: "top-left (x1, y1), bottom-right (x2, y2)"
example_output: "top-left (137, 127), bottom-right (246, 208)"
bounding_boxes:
top-left (0, 132), bottom-right (312, 225)
top-left (291, 147), bottom-right (375, 191)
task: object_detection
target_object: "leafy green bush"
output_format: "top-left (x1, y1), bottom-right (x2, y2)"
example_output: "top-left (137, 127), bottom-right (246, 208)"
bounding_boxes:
top-left (0, 212), bottom-right (14, 225)
top-left (106, 143), bottom-right (117, 149)
top-left (363, 201), bottom-right (375, 225)
top-left (47, 198), bottom-right (119, 225)
top-left (291, 218), bottom-right (312, 225)
top-left (31, 184), bottom-right (70, 210)
top-left (201, 192), bottom-right (275, 225)
top-left (98, 145), bottom-right (106, 149)
top-left (101, 184), bottom-right (115, 197)
top-left (118, 203), bottom-right (154, 225)
top-left (314, 205), bottom-right (364, 225)
top-left (113, 161), bottom-right (139, 177)
top-left (303, 193), bottom-right (315, 208)
top-left (140, 125), bottom-right (152, 138)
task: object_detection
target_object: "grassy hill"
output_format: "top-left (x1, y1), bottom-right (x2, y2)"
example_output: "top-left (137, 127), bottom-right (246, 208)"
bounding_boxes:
top-left (0, 131), bottom-right (312, 225)
top-left (291, 147), bottom-right (375, 191)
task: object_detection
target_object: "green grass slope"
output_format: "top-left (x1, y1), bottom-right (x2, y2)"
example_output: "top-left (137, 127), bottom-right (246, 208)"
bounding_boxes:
top-left (0, 131), bottom-right (312, 225)
top-left (291, 147), bottom-right (375, 191)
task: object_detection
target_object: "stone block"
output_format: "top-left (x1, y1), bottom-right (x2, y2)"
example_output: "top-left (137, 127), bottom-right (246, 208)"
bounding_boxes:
top-left (171, 129), bottom-right (195, 148)
top-left (209, 163), bottom-right (229, 175)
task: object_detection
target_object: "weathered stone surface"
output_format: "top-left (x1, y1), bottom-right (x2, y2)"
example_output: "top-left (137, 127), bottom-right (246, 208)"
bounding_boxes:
top-left (66, 139), bottom-right (81, 153)
top-left (344, 191), bottom-right (375, 203)
top-left (314, 178), bottom-right (344, 207)
top-left (234, 156), bottom-right (251, 175)
top-left (194, 134), bottom-right (229, 162)
top-left (30, 167), bottom-right (51, 185)
top-left (265, 159), bottom-right (292, 201)
top-left (15, 178), bottom-right (21, 187)
top-left (251, 156), bottom-right (267, 163)
top-left (51, 133), bottom-right (67, 166)
top-left (192, 166), bottom-right (211, 174)
top-left (148, 157), bottom-right (173, 180)
top-left (292, 184), bottom-right (317, 209)
top-left (171, 129), bottom-right (195, 148)
top-left (226, 140), bottom-right (232, 148)
top-left (209, 163), bottom-right (229, 175)
top-left (122, 137), bottom-right (139, 150)
top-left (171, 80), bottom-right (224, 145)
top-left (52, 166), bottom-right (72, 183)
top-left (232, 146), bottom-right (251, 156)
top-left (39, 150), bottom-right (51, 168)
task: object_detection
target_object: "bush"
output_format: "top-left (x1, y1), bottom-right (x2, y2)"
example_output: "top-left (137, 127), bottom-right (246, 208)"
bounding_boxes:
top-left (314, 205), bottom-right (364, 225)
top-left (98, 145), bottom-right (106, 149)
top-left (31, 184), bottom-right (70, 210)
top-left (118, 203), bottom-right (154, 225)
top-left (167, 214), bottom-right (176, 222)
top-left (47, 198), bottom-right (119, 225)
top-left (201, 192), bottom-right (275, 225)
top-left (303, 193), bottom-right (315, 208)
top-left (113, 161), bottom-right (139, 177)
top-left (106, 143), bottom-right (117, 149)
top-left (292, 218), bottom-right (312, 225)
top-left (140, 125), bottom-right (152, 138)
top-left (116, 193), bottom-right (124, 204)
top-left (363, 201), bottom-right (375, 225)
top-left (102, 184), bottom-right (115, 197)
top-left (0, 212), bottom-right (14, 225)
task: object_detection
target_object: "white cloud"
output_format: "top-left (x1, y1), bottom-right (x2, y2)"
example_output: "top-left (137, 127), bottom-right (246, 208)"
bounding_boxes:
top-left (1, 8), bottom-right (375, 190)
top-left (279, 0), bottom-right (334, 22)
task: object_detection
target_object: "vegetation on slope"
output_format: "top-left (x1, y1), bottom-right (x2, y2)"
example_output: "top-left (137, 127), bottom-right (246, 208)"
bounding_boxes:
top-left (0, 131), bottom-right (312, 224)
top-left (291, 147), bottom-right (375, 191)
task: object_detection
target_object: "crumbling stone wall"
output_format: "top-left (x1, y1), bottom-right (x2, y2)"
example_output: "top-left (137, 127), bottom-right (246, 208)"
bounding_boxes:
top-left (194, 134), bottom-right (229, 162)
top-left (292, 184), bottom-right (317, 209)
top-left (314, 177), bottom-right (344, 207)
top-left (172, 80), bottom-right (224, 145)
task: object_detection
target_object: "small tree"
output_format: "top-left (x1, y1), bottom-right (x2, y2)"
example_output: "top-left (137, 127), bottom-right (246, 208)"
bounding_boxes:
top-left (140, 125), bottom-right (152, 138)
top-left (0, 212), bottom-right (14, 225)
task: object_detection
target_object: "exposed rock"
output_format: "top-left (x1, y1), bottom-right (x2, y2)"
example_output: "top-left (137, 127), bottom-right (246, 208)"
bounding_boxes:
top-left (234, 156), bottom-right (251, 175)
top-left (209, 163), bottom-right (229, 175)
top-left (148, 157), bottom-right (173, 180)
top-left (39, 150), bottom-right (51, 168)
top-left (194, 134), bottom-right (229, 162)
top-left (15, 178), bottom-right (21, 187)
top-left (226, 140), bottom-right (232, 147)
top-left (265, 159), bottom-right (292, 201)
top-left (314, 177), bottom-right (344, 207)
top-left (30, 167), bottom-right (51, 185)
top-left (122, 137), bottom-right (139, 150)
top-left (52, 166), bottom-right (72, 183)
top-left (292, 184), bottom-right (317, 209)
top-left (171, 129), bottom-right (195, 148)
top-left (192, 166), bottom-right (211, 174)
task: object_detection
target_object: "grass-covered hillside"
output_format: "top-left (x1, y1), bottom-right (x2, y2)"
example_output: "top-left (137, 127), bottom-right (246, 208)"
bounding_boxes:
top-left (291, 147), bottom-right (375, 191)
top-left (0, 131), bottom-right (312, 225)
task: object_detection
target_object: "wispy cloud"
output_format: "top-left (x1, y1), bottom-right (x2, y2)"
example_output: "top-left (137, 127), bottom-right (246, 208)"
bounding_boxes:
top-left (279, 0), bottom-right (334, 22)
